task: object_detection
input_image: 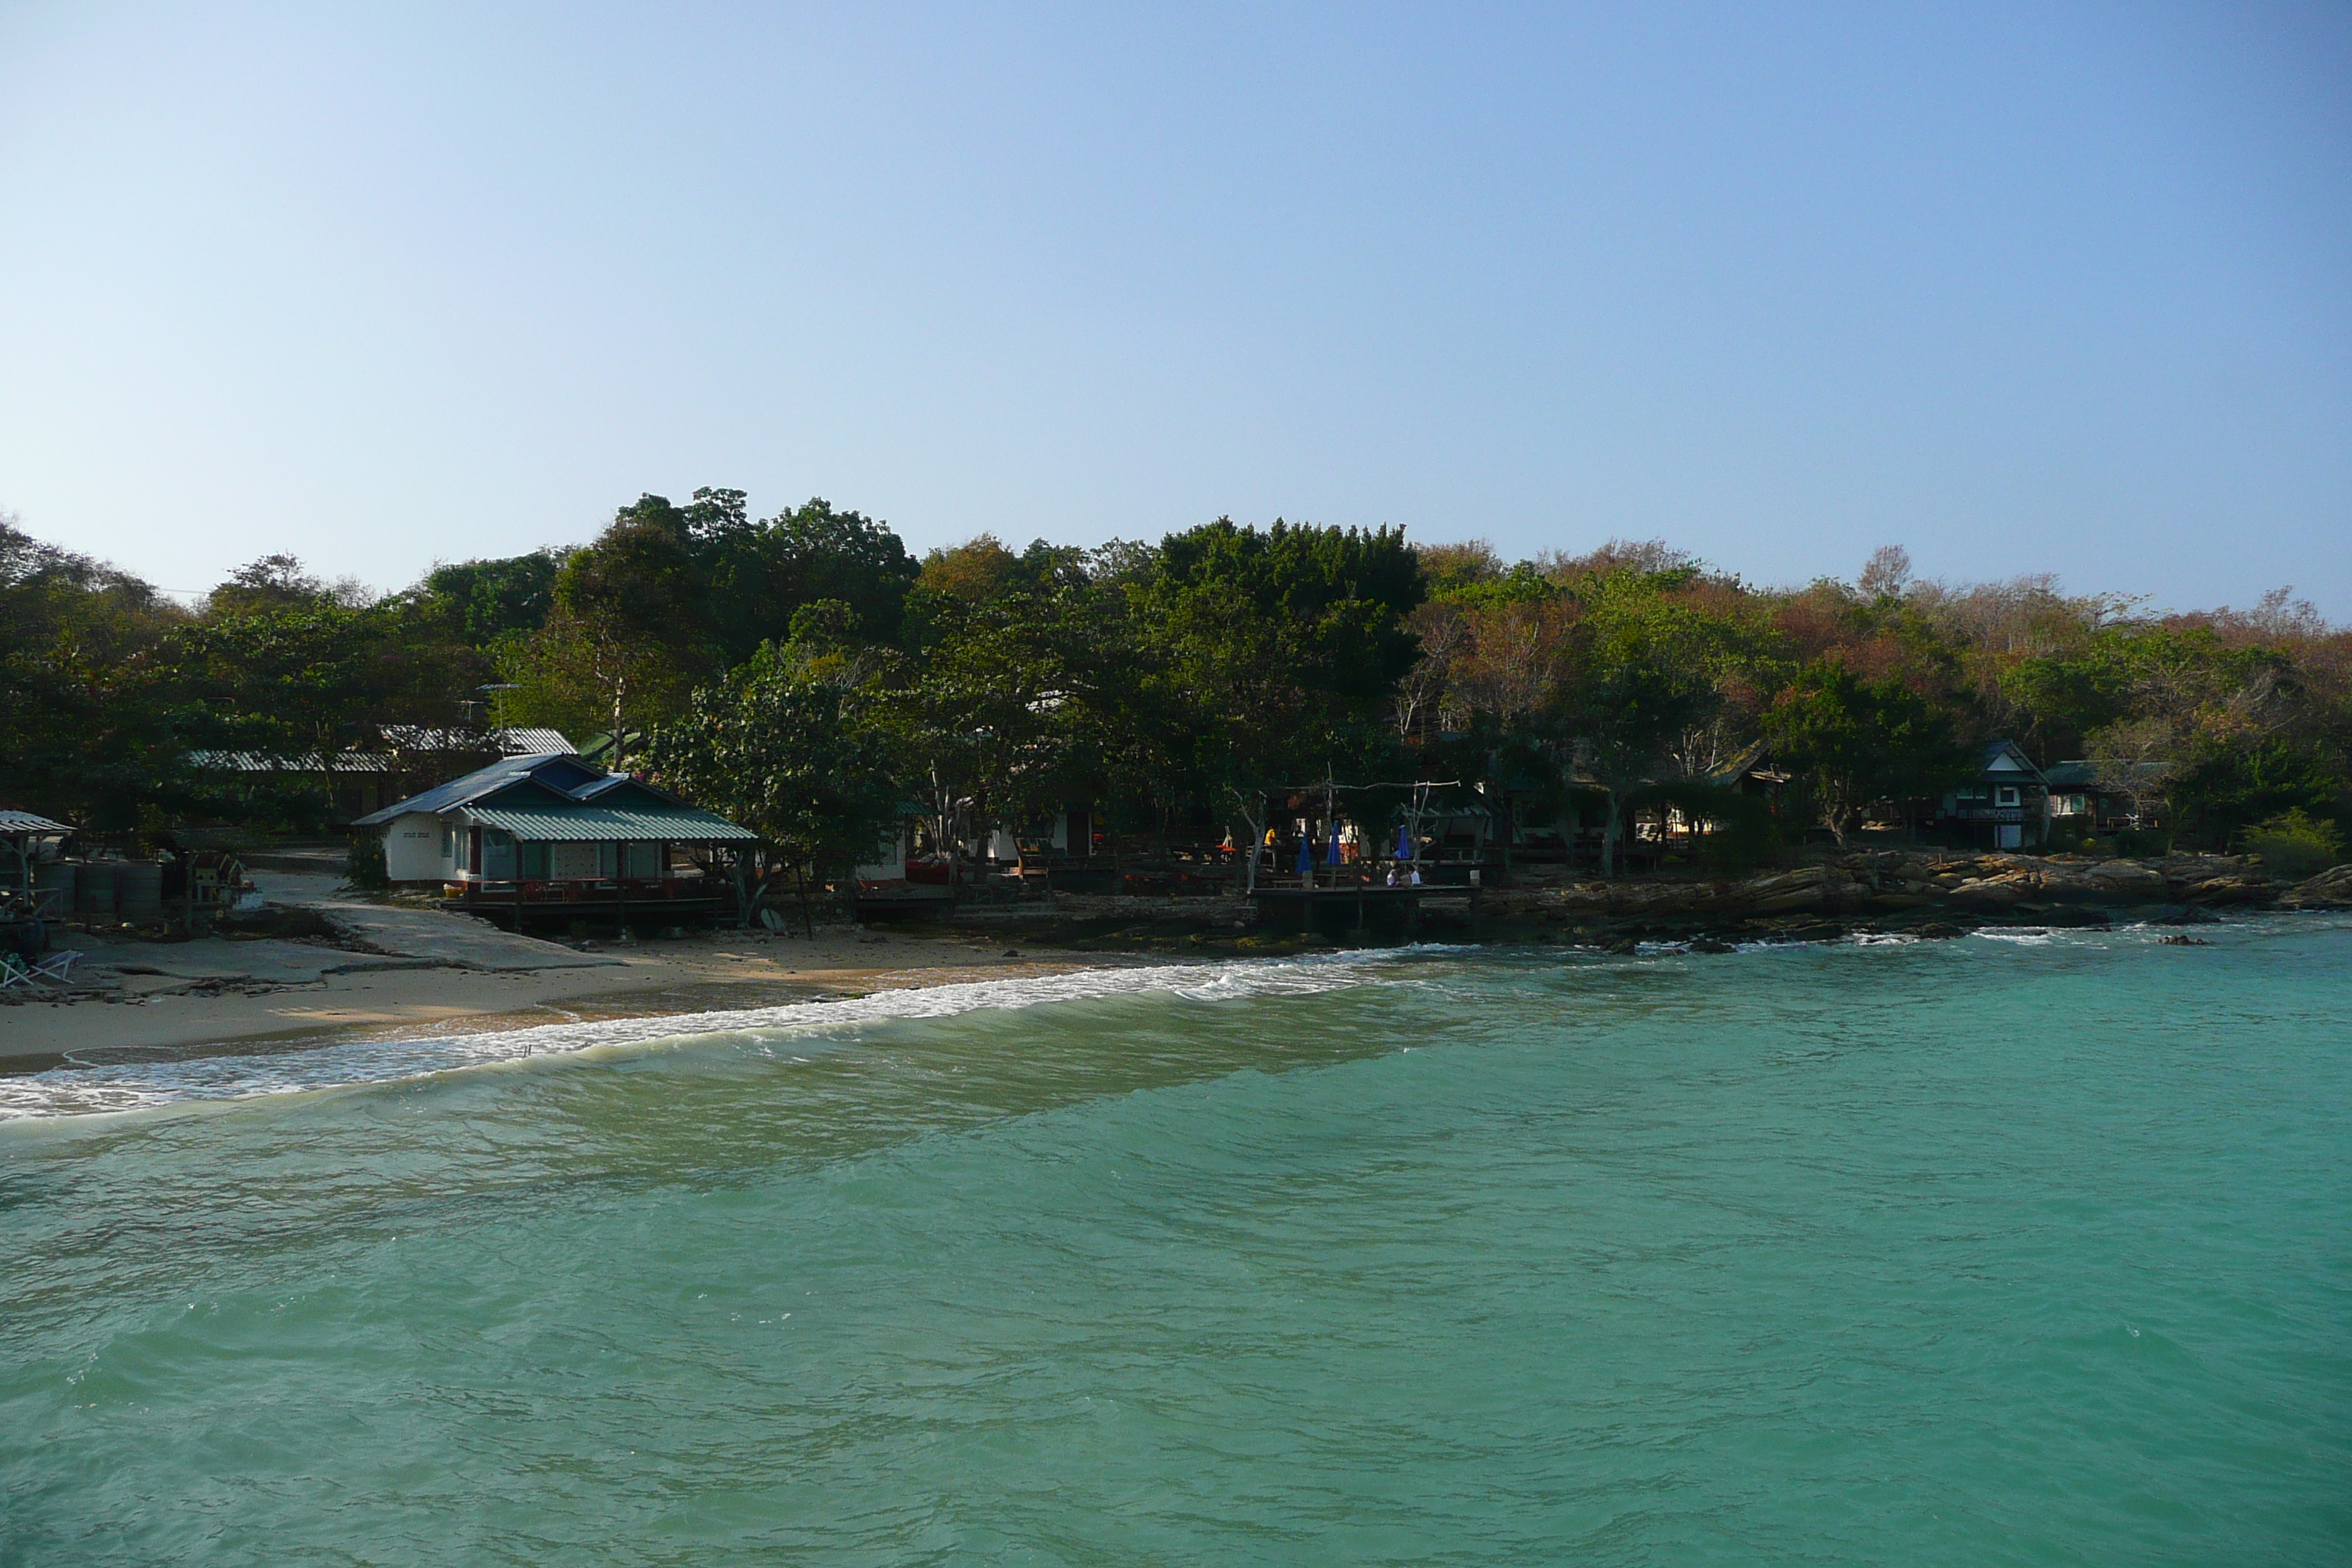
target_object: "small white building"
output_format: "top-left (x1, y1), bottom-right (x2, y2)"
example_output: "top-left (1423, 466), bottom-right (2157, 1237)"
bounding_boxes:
top-left (354, 753), bottom-right (758, 920)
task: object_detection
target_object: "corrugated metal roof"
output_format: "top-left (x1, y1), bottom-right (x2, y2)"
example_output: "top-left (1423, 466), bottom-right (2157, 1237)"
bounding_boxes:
top-left (379, 725), bottom-right (576, 755)
top-left (192, 728), bottom-right (578, 774)
top-left (353, 753), bottom-right (745, 838)
top-left (186, 750), bottom-right (396, 773)
top-left (462, 804), bottom-right (759, 842)
top-left (0, 809), bottom-right (73, 834)
top-left (351, 753), bottom-right (604, 823)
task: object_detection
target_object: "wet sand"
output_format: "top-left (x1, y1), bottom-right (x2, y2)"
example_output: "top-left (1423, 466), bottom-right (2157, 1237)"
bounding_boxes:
top-left (0, 925), bottom-right (1144, 1068)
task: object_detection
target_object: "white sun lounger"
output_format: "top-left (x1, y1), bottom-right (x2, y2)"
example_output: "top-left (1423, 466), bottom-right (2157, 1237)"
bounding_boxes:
top-left (0, 949), bottom-right (82, 988)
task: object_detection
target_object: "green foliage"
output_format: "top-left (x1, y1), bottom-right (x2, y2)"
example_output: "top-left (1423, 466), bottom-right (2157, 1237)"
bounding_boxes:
top-left (1542, 570), bottom-right (1760, 872)
top-left (1765, 660), bottom-right (1974, 844)
top-left (1137, 518), bottom-right (1424, 791)
top-left (2002, 625), bottom-right (2293, 762)
top-left (2242, 809), bottom-right (2344, 879)
top-left (345, 832), bottom-right (391, 890)
top-left (1432, 561), bottom-right (1556, 610)
top-left (0, 519), bottom-right (187, 827)
top-left (1641, 781), bottom-right (1782, 874)
top-left (419, 550), bottom-right (562, 647)
top-left (9, 502), bottom-right (2351, 885)
top-left (2173, 739), bottom-right (2337, 848)
top-left (693, 491), bottom-right (921, 658)
top-left (641, 641), bottom-right (901, 883)
top-left (208, 554), bottom-right (334, 617)
top-left (500, 490), bottom-right (921, 747)
top-left (879, 568), bottom-right (1113, 858)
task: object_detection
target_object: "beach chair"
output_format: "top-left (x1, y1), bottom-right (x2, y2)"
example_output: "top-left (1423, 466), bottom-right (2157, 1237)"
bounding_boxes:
top-left (0, 950), bottom-right (80, 988)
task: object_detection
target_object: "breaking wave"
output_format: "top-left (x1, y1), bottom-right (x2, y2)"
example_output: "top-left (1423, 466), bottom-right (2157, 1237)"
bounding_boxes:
top-left (0, 949), bottom-right (1455, 1124)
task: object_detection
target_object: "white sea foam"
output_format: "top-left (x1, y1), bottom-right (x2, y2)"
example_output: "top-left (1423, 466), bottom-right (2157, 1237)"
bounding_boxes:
top-left (0, 949), bottom-right (1444, 1123)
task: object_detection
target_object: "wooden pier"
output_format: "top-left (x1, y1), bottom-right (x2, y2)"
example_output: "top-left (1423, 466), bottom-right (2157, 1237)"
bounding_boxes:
top-left (1248, 880), bottom-right (1474, 937)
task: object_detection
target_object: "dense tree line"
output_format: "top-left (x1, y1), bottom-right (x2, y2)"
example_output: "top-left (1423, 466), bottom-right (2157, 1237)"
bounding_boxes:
top-left (4, 502), bottom-right (2347, 879)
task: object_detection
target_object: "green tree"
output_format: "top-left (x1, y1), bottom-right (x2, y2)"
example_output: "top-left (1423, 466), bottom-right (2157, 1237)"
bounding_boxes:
top-left (502, 497), bottom-right (718, 757)
top-left (692, 489), bottom-right (921, 658)
top-left (417, 549), bottom-right (564, 648)
top-left (1764, 660), bottom-right (1974, 845)
top-left (2171, 737), bottom-right (2337, 848)
top-left (880, 581), bottom-right (1090, 886)
top-left (0, 519), bottom-right (187, 828)
top-left (641, 638), bottom-right (901, 932)
top-left (1542, 568), bottom-right (1765, 875)
top-left (504, 490), bottom-right (921, 755)
top-left (1129, 520), bottom-right (1423, 887)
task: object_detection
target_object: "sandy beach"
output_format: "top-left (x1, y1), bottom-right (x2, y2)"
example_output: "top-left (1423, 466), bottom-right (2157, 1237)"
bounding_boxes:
top-left (0, 922), bottom-right (1147, 1068)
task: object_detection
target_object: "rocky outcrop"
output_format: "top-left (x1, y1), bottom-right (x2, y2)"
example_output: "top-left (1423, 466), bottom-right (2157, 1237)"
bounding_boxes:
top-left (1481, 848), bottom-right (2297, 940)
top-left (2280, 863), bottom-right (2352, 911)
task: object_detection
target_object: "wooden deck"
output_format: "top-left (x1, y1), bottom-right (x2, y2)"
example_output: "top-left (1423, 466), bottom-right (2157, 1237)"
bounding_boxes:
top-left (442, 878), bottom-right (733, 932)
top-left (1248, 881), bottom-right (1474, 935)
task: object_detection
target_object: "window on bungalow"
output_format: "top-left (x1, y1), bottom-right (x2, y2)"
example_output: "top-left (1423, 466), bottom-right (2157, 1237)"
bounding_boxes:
top-left (1995, 786), bottom-right (2019, 807)
top-left (481, 829), bottom-right (516, 880)
top-left (519, 842), bottom-right (549, 878)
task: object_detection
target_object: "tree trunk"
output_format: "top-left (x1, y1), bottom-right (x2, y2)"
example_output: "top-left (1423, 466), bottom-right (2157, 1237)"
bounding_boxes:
top-left (794, 861), bottom-right (815, 939)
top-left (1601, 789), bottom-right (1623, 879)
top-left (1227, 789), bottom-right (1265, 897)
top-left (608, 664), bottom-right (628, 772)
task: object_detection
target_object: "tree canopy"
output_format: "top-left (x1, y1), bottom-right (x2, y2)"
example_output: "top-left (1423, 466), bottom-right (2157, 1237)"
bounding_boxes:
top-left (2, 502), bottom-right (2345, 867)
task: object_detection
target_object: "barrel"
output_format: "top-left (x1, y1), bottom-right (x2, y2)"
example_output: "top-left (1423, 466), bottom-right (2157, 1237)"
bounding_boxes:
top-left (116, 862), bottom-right (165, 922)
top-left (75, 862), bottom-right (120, 918)
top-left (34, 862), bottom-right (75, 917)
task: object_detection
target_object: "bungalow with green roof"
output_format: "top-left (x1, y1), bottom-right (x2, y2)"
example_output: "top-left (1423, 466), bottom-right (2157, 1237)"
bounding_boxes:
top-left (2043, 759), bottom-right (2158, 835)
top-left (354, 753), bottom-right (758, 927)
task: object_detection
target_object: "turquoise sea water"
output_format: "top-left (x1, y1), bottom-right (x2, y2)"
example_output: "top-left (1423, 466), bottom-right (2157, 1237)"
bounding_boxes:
top-left (3, 918), bottom-right (2348, 1565)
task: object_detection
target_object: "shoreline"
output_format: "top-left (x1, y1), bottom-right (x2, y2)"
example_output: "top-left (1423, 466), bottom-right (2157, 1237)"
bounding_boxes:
top-left (0, 924), bottom-right (1160, 1074)
top-left (10, 845), bottom-right (2347, 1076)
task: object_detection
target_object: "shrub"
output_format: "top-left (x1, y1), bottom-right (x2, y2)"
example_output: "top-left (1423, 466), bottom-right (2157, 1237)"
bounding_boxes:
top-left (2244, 810), bottom-right (2345, 881)
top-left (344, 832), bottom-right (390, 891)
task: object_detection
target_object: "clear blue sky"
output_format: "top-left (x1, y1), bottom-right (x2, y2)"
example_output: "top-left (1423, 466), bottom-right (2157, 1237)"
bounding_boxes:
top-left (3, 3), bottom-right (2347, 613)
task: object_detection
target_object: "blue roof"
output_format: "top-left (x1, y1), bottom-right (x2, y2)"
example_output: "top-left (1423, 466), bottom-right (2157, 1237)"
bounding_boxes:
top-left (352, 753), bottom-right (707, 826)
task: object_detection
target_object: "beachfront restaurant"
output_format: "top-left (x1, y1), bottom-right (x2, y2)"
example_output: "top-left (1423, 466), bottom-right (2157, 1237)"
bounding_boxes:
top-left (355, 753), bottom-right (759, 930)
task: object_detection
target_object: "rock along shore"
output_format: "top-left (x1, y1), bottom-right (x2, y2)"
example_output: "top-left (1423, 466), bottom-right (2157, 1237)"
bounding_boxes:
top-left (1466, 850), bottom-right (2352, 946)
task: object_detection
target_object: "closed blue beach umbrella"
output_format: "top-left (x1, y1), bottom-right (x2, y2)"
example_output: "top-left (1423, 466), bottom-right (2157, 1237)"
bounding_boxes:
top-left (1294, 834), bottom-right (1312, 876)
top-left (1327, 825), bottom-right (1342, 864)
top-left (1395, 823), bottom-right (1413, 861)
